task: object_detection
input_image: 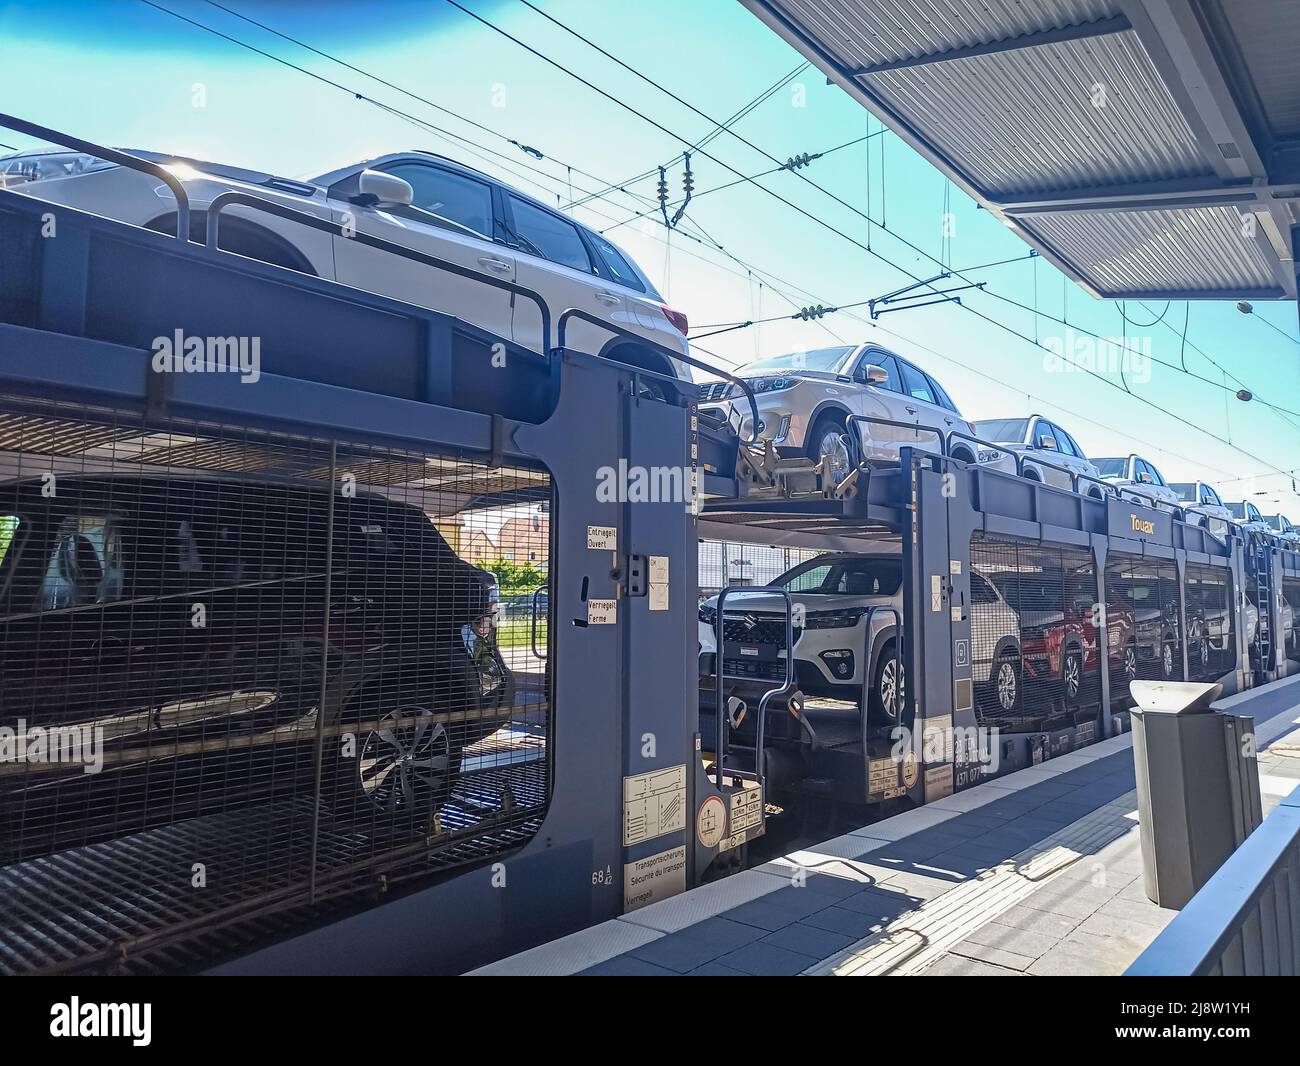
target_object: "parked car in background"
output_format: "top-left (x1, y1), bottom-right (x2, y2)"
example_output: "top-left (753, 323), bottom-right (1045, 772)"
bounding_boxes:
top-left (972, 415), bottom-right (1107, 498)
top-left (2, 146), bottom-right (690, 378)
top-left (697, 344), bottom-right (980, 483)
top-left (1168, 481), bottom-right (1233, 536)
top-left (1092, 455), bottom-right (1180, 512)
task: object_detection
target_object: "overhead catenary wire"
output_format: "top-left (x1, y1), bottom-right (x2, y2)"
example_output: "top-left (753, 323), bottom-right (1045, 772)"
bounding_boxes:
top-left (140, 0), bottom-right (1300, 491)
top-left (450, 0), bottom-right (1300, 458)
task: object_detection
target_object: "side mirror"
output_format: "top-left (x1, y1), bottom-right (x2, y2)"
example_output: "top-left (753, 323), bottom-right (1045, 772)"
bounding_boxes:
top-left (1137, 471), bottom-right (1152, 483)
top-left (858, 363), bottom-right (889, 386)
top-left (353, 169), bottom-right (414, 208)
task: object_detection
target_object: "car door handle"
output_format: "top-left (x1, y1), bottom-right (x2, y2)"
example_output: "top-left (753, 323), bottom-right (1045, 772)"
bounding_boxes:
top-left (595, 291), bottom-right (622, 306)
top-left (905, 405), bottom-right (917, 415)
top-left (476, 256), bottom-right (511, 273)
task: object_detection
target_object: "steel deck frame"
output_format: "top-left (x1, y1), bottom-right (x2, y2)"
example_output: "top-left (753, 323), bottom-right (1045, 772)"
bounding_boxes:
top-left (0, 178), bottom-right (1287, 974)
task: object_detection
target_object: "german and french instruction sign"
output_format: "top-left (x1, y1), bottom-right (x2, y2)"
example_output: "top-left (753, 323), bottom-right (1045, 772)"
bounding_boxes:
top-left (624, 845), bottom-right (686, 911)
top-left (623, 764), bottom-right (687, 846)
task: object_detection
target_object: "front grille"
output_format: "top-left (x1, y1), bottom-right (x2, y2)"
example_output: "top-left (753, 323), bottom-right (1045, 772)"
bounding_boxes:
top-left (698, 381), bottom-right (734, 403)
top-left (722, 614), bottom-right (801, 645)
top-left (722, 657), bottom-right (787, 681)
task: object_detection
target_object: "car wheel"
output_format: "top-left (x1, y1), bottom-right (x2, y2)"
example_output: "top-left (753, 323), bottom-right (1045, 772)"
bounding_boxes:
top-left (1161, 641), bottom-right (1175, 679)
top-left (1199, 638), bottom-right (1210, 668)
top-left (950, 446), bottom-right (976, 465)
top-left (870, 641), bottom-right (904, 725)
top-left (1123, 641), bottom-right (1138, 683)
top-left (1021, 467), bottom-right (1042, 483)
top-left (355, 707), bottom-right (461, 816)
top-left (994, 652), bottom-right (1019, 712)
top-left (807, 413), bottom-right (852, 483)
top-left (1062, 646), bottom-right (1083, 706)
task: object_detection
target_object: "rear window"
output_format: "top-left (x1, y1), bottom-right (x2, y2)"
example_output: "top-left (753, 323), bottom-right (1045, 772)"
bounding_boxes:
top-left (1093, 459), bottom-right (1127, 478)
top-left (1169, 483), bottom-right (1197, 503)
top-left (588, 232), bottom-right (646, 293)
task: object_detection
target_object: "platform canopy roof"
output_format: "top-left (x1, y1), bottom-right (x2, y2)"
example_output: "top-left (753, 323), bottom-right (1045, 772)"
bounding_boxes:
top-left (742, 0), bottom-right (1300, 300)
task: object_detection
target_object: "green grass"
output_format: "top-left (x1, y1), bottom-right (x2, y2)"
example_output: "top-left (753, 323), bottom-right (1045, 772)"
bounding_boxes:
top-left (495, 619), bottom-right (548, 650)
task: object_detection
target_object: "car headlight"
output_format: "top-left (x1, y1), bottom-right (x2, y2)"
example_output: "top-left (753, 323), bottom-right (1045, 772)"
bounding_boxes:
top-left (804, 606), bottom-right (870, 629)
top-left (699, 603), bottom-right (717, 625)
top-left (745, 377), bottom-right (797, 394)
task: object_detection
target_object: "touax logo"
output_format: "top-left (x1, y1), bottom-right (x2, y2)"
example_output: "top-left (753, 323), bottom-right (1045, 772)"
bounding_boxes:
top-left (49, 998), bottom-right (151, 1046)
top-left (1131, 514), bottom-right (1156, 536)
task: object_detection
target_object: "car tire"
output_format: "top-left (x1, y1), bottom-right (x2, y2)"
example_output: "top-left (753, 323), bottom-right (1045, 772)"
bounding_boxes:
top-left (1123, 640), bottom-right (1138, 685)
top-left (993, 650), bottom-right (1020, 713)
top-left (326, 648), bottom-right (479, 827)
top-left (950, 445), bottom-right (976, 465)
top-left (1161, 639), bottom-right (1176, 679)
top-left (870, 640), bottom-right (904, 726)
top-left (1021, 466), bottom-right (1042, 483)
top-left (1062, 645), bottom-right (1083, 707)
top-left (807, 412), bottom-right (852, 483)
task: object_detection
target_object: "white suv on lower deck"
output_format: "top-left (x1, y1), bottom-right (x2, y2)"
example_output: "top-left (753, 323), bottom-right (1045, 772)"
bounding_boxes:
top-left (698, 552), bottom-right (1021, 724)
top-left (697, 344), bottom-right (979, 481)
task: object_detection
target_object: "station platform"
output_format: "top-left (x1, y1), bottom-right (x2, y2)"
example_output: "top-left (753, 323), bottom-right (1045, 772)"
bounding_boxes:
top-left (471, 678), bottom-right (1300, 976)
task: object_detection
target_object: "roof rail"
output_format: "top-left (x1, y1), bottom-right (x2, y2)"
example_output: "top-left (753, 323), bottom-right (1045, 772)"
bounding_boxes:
top-left (0, 112), bottom-right (191, 241)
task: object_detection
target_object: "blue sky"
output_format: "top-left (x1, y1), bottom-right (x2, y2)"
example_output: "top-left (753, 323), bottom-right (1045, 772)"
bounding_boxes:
top-left (3, 0), bottom-right (1300, 511)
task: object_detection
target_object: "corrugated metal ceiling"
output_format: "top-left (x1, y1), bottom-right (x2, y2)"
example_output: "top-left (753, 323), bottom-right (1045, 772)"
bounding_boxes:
top-left (743, 0), bottom-right (1299, 300)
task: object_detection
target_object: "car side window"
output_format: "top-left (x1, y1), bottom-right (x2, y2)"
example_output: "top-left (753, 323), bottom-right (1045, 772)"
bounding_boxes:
top-left (898, 361), bottom-right (936, 403)
top-left (1060, 429), bottom-right (1084, 457)
top-left (1202, 485), bottom-right (1221, 506)
top-left (587, 231), bottom-right (646, 293)
top-left (1033, 420), bottom-right (1059, 451)
top-left (38, 514), bottom-right (126, 611)
top-left (926, 374), bottom-right (959, 414)
top-left (783, 564), bottom-right (832, 592)
top-left (1053, 428), bottom-right (1078, 457)
top-left (970, 574), bottom-right (997, 604)
top-left (379, 163), bottom-right (494, 239)
top-left (507, 195), bottom-right (594, 272)
top-left (859, 352), bottom-right (903, 392)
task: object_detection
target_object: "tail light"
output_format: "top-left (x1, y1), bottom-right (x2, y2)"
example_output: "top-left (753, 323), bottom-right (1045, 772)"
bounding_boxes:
top-left (661, 305), bottom-right (689, 335)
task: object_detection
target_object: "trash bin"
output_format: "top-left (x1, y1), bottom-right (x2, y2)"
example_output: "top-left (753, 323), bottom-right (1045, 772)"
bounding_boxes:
top-left (1129, 680), bottom-right (1263, 909)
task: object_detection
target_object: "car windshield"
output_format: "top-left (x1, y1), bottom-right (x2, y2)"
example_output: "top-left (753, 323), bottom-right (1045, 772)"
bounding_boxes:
top-left (740, 347), bottom-right (853, 375)
top-left (973, 418), bottom-right (1028, 444)
top-left (1266, 515), bottom-right (1287, 530)
top-left (1168, 482), bottom-right (1197, 503)
top-left (772, 555), bottom-right (902, 596)
top-left (1092, 459), bottom-right (1127, 478)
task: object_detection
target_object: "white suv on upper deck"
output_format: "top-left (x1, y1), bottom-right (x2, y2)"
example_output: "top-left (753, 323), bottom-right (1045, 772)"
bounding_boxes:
top-left (697, 344), bottom-right (979, 481)
top-left (1, 146), bottom-right (690, 378)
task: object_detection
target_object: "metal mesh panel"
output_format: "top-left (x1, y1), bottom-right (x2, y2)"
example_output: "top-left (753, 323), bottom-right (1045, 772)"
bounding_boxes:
top-left (1105, 553), bottom-right (1183, 705)
top-left (1282, 575), bottom-right (1300, 670)
top-left (697, 540), bottom-right (818, 597)
top-left (0, 395), bottom-right (552, 974)
top-left (970, 535), bottom-right (1102, 729)
top-left (1186, 562), bottom-right (1236, 682)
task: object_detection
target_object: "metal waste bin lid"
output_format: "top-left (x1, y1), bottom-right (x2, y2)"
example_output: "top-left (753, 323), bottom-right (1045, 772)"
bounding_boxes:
top-left (1129, 680), bottom-right (1223, 715)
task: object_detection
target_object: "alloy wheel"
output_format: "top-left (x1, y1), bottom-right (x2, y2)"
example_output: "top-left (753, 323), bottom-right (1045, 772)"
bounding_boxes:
top-left (358, 708), bottom-right (452, 814)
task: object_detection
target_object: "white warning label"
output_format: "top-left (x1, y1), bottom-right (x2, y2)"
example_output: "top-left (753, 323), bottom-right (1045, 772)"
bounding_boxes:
top-left (623, 764), bottom-right (687, 846)
top-left (587, 599), bottom-right (617, 625)
top-left (624, 845), bottom-right (687, 912)
top-left (587, 525), bottom-right (617, 551)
